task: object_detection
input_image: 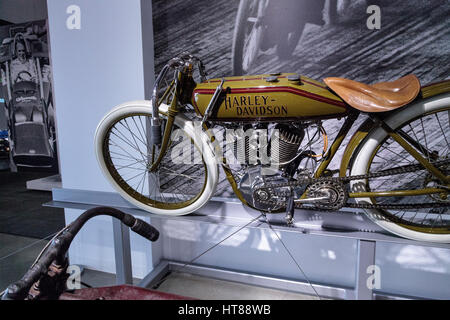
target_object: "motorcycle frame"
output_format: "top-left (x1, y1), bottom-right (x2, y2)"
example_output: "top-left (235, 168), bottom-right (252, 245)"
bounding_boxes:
top-left (151, 68), bottom-right (449, 211)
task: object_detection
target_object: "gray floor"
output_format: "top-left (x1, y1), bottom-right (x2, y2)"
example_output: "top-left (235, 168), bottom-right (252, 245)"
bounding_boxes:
top-left (0, 169), bottom-right (66, 293)
top-left (78, 268), bottom-right (317, 300)
top-left (0, 233), bottom-right (50, 292)
top-left (1, 244), bottom-right (317, 299)
top-left (153, 272), bottom-right (318, 300)
top-left (0, 170), bottom-right (65, 239)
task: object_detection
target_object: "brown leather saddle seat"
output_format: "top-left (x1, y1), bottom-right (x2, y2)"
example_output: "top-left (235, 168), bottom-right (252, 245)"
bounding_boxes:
top-left (324, 74), bottom-right (421, 112)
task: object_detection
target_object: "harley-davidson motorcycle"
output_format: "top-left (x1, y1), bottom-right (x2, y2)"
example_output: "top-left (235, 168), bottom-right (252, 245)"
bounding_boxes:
top-left (94, 53), bottom-right (450, 243)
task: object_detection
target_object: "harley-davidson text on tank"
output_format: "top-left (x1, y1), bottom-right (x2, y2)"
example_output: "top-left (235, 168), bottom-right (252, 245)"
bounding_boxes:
top-left (224, 95), bottom-right (288, 117)
top-left (192, 73), bottom-right (347, 121)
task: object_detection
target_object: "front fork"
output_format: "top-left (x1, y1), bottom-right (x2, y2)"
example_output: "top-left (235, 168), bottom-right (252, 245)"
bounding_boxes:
top-left (148, 69), bottom-right (180, 172)
top-left (150, 65), bottom-right (171, 146)
top-left (148, 97), bottom-right (179, 172)
top-left (148, 53), bottom-right (208, 172)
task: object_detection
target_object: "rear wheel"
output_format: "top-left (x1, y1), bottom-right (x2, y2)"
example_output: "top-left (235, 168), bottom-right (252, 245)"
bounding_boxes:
top-left (350, 94), bottom-right (450, 242)
top-left (95, 102), bottom-right (218, 216)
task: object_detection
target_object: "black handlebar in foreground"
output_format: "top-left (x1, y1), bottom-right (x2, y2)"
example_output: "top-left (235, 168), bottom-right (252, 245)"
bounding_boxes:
top-left (2, 206), bottom-right (159, 300)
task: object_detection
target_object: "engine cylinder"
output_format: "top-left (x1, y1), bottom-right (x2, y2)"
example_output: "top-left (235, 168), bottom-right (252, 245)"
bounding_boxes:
top-left (277, 126), bottom-right (304, 166)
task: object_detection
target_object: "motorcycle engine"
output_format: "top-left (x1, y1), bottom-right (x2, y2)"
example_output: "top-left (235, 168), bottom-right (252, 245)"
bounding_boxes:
top-left (238, 166), bottom-right (290, 211)
top-left (232, 123), bottom-right (305, 167)
top-left (236, 124), bottom-right (307, 211)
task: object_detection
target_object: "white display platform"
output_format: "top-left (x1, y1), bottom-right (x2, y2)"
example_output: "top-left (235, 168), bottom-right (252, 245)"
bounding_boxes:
top-left (26, 174), bottom-right (61, 191)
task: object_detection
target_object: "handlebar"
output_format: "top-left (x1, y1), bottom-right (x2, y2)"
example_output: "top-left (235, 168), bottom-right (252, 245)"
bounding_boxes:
top-left (150, 52), bottom-right (207, 145)
top-left (1, 206), bottom-right (159, 300)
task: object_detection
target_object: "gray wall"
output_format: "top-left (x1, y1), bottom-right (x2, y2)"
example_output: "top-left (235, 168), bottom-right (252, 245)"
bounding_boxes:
top-left (47, 0), bottom-right (156, 277)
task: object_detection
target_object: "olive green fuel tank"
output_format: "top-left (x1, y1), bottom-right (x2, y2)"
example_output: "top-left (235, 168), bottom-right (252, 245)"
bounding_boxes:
top-left (191, 73), bottom-right (348, 121)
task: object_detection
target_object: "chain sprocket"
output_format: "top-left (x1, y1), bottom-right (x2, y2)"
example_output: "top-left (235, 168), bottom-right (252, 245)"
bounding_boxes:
top-left (305, 179), bottom-right (347, 211)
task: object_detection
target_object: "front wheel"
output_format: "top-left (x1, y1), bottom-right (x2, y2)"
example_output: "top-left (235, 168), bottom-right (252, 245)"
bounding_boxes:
top-left (350, 93), bottom-right (450, 242)
top-left (94, 101), bottom-right (218, 216)
top-left (232, 0), bottom-right (268, 75)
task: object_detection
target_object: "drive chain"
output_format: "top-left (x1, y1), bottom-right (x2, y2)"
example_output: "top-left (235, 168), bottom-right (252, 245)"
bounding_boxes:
top-left (253, 159), bottom-right (450, 210)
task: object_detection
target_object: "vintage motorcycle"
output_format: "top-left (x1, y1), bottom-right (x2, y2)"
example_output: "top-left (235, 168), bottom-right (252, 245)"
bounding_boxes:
top-left (94, 53), bottom-right (450, 243)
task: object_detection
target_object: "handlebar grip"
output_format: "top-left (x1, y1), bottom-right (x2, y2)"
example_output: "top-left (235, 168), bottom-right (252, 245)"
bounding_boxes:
top-left (131, 218), bottom-right (160, 242)
top-left (2, 282), bottom-right (26, 300)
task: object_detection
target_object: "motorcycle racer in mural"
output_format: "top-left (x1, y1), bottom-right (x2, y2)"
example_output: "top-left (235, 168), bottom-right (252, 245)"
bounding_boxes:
top-left (231, 0), bottom-right (385, 75)
top-left (232, 0), bottom-right (328, 75)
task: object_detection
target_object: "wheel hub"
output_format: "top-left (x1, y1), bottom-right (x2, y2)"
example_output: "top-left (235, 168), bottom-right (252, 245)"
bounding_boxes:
top-left (423, 162), bottom-right (449, 203)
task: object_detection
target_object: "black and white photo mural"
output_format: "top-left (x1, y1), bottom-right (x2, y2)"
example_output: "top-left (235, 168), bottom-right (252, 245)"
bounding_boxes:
top-left (153, 0), bottom-right (449, 81)
top-left (152, 0), bottom-right (450, 197)
top-left (0, 20), bottom-right (57, 171)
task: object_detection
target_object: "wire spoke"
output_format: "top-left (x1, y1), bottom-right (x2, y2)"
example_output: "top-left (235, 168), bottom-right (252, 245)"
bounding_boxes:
top-left (132, 116), bottom-right (149, 146)
top-left (109, 141), bottom-right (147, 165)
top-left (435, 113), bottom-right (450, 152)
top-left (104, 112), bottom-right (207, 206)
top-left (123, 118), bottom-right (147, 147)
top-left (367, 110), bottom-right (449, 232)
top-left (420, 117), bottom-right (431, 163)
top-left (111, 126), bottom-right (148, 163)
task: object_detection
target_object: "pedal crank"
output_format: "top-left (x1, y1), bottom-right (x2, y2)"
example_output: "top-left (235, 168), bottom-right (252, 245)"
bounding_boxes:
top-left (285, 193), bottom-right (295, 226)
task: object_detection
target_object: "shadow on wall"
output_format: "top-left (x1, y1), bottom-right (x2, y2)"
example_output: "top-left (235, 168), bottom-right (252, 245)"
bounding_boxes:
top-left (160, 217), bottom-right (358, 289)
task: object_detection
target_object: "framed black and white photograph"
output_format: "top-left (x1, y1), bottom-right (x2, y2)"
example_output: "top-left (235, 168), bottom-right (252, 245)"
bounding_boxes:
top-left (0, 20), bottom-right (57, 171)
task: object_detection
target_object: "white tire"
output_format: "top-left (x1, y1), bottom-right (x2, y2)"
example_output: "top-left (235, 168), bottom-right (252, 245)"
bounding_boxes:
top-left (94, 100), bottom-right (218, 216)
top-left (350, 93), bottom-right (450, 243)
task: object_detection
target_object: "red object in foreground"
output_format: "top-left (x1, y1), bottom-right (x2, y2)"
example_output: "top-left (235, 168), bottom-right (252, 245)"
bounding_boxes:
top-left (59, 284), bottom-right (194, 300)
